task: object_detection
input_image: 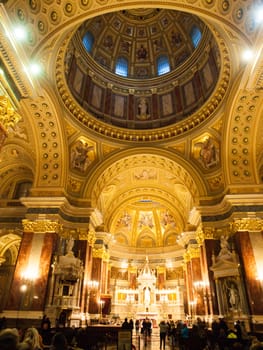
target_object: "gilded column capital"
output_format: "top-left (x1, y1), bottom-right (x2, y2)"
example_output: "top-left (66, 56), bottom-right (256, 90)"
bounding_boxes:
top-left (78, 229), bottom-right (89, 240)
top-left (196, 225), bottom-right (215, 244)
top-left (22, 219), bottom-right (62, 233)
top-left (184, 246), bottom-right (200, 262)
top-left (128, 266), bottom-right (137, 273)
top-left (0, 96), bottom-right (21, 131)
top-left (231, 218), bottom-right (263, 232)
top-left (92, 247), bottom-right (110, 262)
top-left (157, 266), bottom-right (166, 273)
top-left (87, 230), bottom-right (96, 246)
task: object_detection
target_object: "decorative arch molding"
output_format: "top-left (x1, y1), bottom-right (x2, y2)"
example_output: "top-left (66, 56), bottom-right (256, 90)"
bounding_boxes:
top-left (224, 88), bottom-right (263, 187)
top-left (84, 148), bottom-right (207, 204)
top-left (0, 232), bottom-right (21, 265)
top-left (7, 0), bottom-right (255, 143)
top-left (9, 0), bottom-right (255, 57)
top-left (105, 189), bottom-right (188, 233)
top-left (20, 88), bottom-right (68, 193)
top-left (0, 165), bottom-right (33, 199)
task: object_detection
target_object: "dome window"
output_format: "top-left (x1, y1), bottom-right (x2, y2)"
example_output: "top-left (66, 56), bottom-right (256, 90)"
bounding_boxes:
top-left (82, 32), bottom-right (94, 53)
top-left (157, 55), bottom-right (170, 75)
top-left (115, 57), bottom-right (128, 77)
top-left (190, 25), bottom-right (202, 48)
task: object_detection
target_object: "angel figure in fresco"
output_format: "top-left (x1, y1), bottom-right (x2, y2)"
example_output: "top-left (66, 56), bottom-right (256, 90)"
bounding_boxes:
top-left (71, 140), bottom-right (94, 172)
top-left (117, 212), bottom-right (132, 229)
top-left (139, 213), bottom-right (154, 229)
top-left (197, 136), bottom-right (218, 168)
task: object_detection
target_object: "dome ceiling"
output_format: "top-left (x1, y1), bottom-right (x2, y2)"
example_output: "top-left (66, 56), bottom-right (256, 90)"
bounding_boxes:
top-left (79, 8), bottom-right (205, 79)
top-left (64, 8), bottom-right (222, 131)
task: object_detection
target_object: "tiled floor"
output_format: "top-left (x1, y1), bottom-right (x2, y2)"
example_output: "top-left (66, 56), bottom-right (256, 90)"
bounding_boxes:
top-left (132, 328), bottom-right (178, 350)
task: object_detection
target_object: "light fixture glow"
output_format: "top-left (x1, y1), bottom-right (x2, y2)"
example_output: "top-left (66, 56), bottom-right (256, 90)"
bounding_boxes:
top-left (20, 284), bottom-right (27, 292)
top-left (254, 6), bottom-right (263, 24)
top-left (22, 266), bottom-right (38, 280)
top-left (13, 26), bottom-right (27, 41)
top-left (29, 63), bottom-right (42, 76)
top-left (242, 49), bottom-right (254, 62)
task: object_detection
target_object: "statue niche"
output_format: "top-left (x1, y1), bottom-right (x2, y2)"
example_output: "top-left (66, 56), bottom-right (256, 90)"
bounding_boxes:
top-left (210, 236), bottom-right (249, 317)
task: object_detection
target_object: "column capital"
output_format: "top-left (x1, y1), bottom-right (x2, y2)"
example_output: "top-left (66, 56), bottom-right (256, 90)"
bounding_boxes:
top-left (196, 225), bottom-right (215, 244)
top-left (87, 230), bottom-right (96, 246)
top-left (22, 218), bottom-right (62, 233)
top-left (231, 217), bottom-right (263, 232)
top-left (184, 246), bottom-right (200, 262)
top-left (92, 247), bottom-right (110, 262)
top-left (157, 266), bottom-right (166, 273)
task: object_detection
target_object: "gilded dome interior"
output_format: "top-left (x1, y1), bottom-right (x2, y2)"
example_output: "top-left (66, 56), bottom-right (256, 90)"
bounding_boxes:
top-left (80, 9), bottom-right (205, 79)
top-left (65, 8), bottom-right (221, 130)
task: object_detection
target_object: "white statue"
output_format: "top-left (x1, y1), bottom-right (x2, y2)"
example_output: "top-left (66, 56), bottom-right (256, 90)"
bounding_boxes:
top-left (66, 236), bottom-right (74, 256)
top-left (144, 287), bottom-right (151, 306)
top-left (225, 280), bottom-right (240, 310)
top-left (218, 235), bottom-right (232, 259)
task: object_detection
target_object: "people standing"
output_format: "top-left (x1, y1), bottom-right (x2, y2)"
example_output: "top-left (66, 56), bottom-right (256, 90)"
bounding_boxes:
top-left (135, 319), bottom-right (140, 335)
top-left (129, 319), bottom-right (134, 332)
top-left (180, 323), bottom-right (189, 350)
top-left (159, 320), bottom-right (169, 350)
top-left (122, 318), bottom-right (130, 329)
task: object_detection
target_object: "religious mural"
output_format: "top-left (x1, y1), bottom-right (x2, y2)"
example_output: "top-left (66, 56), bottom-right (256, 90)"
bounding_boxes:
top-left (70, 138), bottom-right (95, 172)
top-left (193, 135), bottom-right (220, 169)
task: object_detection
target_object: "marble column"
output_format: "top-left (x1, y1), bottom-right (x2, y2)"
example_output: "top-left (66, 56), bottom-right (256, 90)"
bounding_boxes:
top-left (232, 218), bottom-right (263, 318)
top-left (5, 218), bottom-right (60, 316)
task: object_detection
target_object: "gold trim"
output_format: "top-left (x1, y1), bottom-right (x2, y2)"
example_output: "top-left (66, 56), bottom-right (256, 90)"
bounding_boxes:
top-left (0, 96), bottom-right (21, 131)
top-left (87, 230), bottom-right (96, 246)
top-left (92, 247), bottom-right (110, 261)
top-left (231, 218), bottom-right (263, 232)
top-left (184, 246), bottom-right (200, 262)
top-left (22, 219), bottom-right (62, 233)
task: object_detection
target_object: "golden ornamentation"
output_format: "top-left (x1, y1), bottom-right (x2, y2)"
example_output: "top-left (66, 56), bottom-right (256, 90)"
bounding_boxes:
top-left (196, 226), bottom-right (205, 245)
top-left (55, 24), bottom-right (230, 142)
top-left (0, 96), bottom-right (21, 131)
top-left (88, 230), bottom-right (96, 246)
top-left (231, 218), bottom-right (263, 232)
top-left (196, 226), bottom-right (215, 245)
top-left (78, 229), bottom-right (89, 240)
top-left (128, 266), bottom-right (137, 273)
top-left (92, 247), bottom-right (110, 261)
top-left (184, 246), bottom-right (200, 262)
top-left (22, 219), bottom-right (62, 233)
top-left (157, 266), bottom-right (166, 273)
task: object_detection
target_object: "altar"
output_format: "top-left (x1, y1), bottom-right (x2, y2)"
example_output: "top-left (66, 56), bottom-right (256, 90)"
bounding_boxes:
top-left (136, 311), bottom-right (158, 327)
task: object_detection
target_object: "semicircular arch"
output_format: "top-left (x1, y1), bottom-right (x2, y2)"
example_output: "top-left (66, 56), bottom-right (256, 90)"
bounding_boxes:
top-left (84, 147), bottom-right (207, 206)
top-left (0, 232), bottom-right (22, 265)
